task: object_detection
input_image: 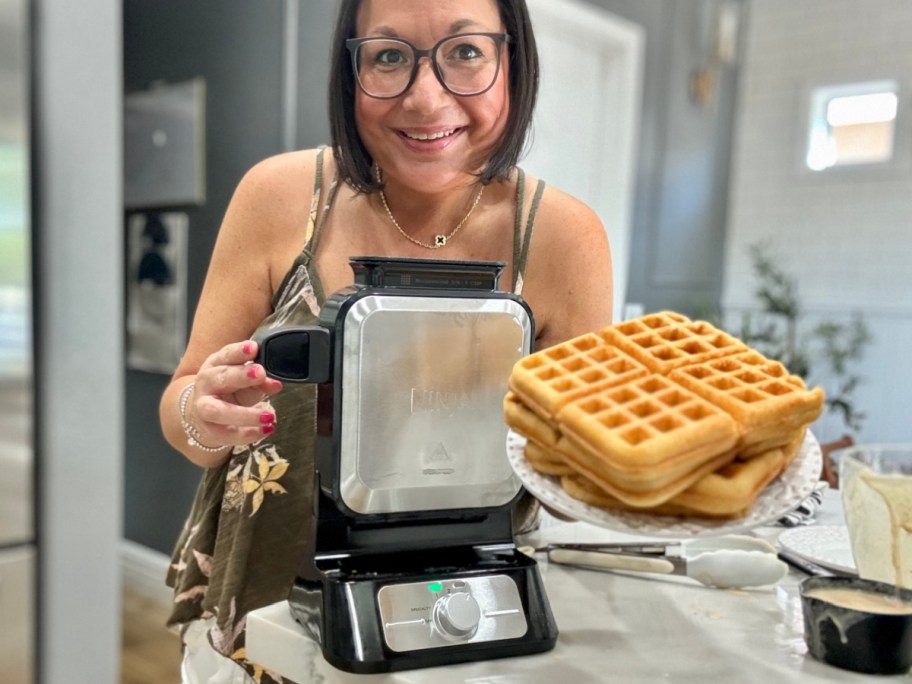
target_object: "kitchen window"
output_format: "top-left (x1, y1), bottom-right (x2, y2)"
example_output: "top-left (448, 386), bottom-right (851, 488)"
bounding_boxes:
top-left (805, 80), bottom-right (899, 171)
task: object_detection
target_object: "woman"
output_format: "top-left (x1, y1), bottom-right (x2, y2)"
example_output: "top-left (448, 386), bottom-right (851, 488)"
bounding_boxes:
top-left (161, 0), bottom-right (612, 680)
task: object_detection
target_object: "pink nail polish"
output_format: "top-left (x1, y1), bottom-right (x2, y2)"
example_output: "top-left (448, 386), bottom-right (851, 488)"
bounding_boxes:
top-left (247, 365), bottom-right (259, 379)
top-left (243, 342), bottom-right (252, 355)
top-left (259, 412), bottom-right (275, 424)
top-left (262, 425), bottom-right (275, 436)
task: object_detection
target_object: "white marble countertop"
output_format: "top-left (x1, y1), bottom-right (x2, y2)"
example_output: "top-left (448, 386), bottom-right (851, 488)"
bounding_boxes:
top-left (246, 490), bottom-right (903, 683)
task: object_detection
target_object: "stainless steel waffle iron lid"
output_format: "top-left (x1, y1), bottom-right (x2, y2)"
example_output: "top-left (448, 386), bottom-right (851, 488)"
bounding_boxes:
top-left (258, 257), bottom-right (534, 515)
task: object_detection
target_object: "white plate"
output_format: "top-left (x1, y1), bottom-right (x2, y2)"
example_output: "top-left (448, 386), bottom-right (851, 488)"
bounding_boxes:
top-left (778, 525), bottom-right (857, 575)
top-left (507, 429), bottom-right (822, 538)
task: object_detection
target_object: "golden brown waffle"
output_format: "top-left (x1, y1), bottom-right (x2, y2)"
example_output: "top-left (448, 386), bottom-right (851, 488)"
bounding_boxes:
top-left (670, 442), bottom-right (795, 516)
top-left (560, 437), bottom-right (796, 519)
top-left (524, 439), bottom-right (574, 476)
top-left (669, 350), bottom-right (824, 449)
top-left (556, 374), bottom-right (739, 482)
top-left (503, 392), bottom-right (560, 448)
top-left (739, 426), bottom-right (807, 459)
top-left (512, 373), bottom-right (740, 495)
top-left (774, 428), bottom-right (806, 472)
top-left (504, 311), bottom-right (823, 520)
top-left (508, 332), bottom-right (648, 420)
top-left (599, 312), bottom-right (747, 375)
top-left (555, 437), bottom-right (738, 508)
top-left (560, 473), bottom-right (750, 519)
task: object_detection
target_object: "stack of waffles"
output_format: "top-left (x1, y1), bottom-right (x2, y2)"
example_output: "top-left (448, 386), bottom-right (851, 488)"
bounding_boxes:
top-left (504, 311), bottom-right (825, 518)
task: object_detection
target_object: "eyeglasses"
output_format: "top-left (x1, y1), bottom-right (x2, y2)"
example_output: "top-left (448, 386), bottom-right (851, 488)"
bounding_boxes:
top-left (346, 32), bottom-right (511, 99)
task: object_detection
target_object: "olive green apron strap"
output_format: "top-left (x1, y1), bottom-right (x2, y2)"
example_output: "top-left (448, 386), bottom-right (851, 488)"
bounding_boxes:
top-left (514, 178), bottom-right (546, 296)
top-left (511, 168), bottom-right (527, 292)
top-left (304, 147), bottom-right (341, 307)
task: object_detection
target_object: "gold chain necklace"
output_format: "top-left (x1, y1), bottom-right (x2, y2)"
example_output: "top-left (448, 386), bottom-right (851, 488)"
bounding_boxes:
top-left (375, 168), bottom-right (484, 249)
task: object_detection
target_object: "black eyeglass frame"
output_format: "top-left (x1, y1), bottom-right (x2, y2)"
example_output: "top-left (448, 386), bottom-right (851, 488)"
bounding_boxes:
top-left (345, 32), bottom-right (512, 99)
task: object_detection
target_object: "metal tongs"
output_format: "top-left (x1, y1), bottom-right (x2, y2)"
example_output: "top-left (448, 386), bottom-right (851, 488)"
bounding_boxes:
top-left (526, 535), bottom-right (788, 589)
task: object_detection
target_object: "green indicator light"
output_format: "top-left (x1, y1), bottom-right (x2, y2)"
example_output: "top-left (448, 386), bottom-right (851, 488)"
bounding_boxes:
top-left (428, 582), bottom-right (443, 593)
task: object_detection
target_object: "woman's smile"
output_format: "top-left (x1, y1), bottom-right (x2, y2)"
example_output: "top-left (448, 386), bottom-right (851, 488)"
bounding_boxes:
top-left (400, 127), bottom-right (460, 142)
top-left (396, 125), bottom-right (465, 152)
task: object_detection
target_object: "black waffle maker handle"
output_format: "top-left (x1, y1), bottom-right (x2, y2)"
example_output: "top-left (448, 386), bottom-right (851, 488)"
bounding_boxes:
top-left (349, 256), bottom-right (505, 291)
top-left (255, 326), bottom-right (332, 383)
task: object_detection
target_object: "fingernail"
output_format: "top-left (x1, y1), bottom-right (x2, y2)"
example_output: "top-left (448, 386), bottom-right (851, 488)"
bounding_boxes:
top-left (262, 425), bottom-right (275, 435)
top-left (243, 342), bottom-right (252, 355)
top-left (247, 365), bottom-right (259, 379)
top-left (259, 412), bottom-right (275, 424)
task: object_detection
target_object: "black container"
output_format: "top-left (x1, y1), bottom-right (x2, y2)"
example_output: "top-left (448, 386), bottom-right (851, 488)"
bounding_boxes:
top-left (800, 576), bottom-right (912, 675)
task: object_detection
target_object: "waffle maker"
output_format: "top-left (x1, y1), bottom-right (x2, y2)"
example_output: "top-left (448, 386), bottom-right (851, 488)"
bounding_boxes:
top-left (256, 256), bottom-right (558, 673)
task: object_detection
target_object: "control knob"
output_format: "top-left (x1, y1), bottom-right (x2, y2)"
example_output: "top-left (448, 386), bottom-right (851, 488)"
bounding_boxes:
top-left (432, 591), bottom-right (481, 639)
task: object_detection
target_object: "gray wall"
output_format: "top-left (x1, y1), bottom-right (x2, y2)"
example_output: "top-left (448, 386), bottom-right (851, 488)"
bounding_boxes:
top-left (723, 0), bottom-right (912, 443)
top-left (122, 0), bottom-right (334, 554)
top-left (583, 0), bottom-right (744, 317)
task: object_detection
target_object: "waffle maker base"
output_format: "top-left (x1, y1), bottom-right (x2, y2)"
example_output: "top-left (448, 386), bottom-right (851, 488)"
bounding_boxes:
top-left (288, 529), bottom-right (558, 673)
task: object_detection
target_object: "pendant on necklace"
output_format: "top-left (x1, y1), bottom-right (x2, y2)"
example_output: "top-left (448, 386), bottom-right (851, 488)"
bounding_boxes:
top-left (435, 235), bottom-right (447, 247)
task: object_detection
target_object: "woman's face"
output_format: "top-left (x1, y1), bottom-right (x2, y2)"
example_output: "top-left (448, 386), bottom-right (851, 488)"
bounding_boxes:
top-left (353, 0), bottom-right (510, 193)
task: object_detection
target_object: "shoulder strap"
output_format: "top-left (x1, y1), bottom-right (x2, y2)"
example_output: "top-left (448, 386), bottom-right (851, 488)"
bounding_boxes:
top-left (511, 169), bottom-right (546, 294)
top-left (300, 147), bottom-right (325, 249)
top-left (304, 147), bottom-right (339, 255)
top-left (304, 147), bottom-right (341, 306)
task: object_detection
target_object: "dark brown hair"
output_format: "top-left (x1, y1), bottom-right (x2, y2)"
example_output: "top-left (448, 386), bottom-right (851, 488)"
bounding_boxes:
top-left (328, 0), bottom-right (540, 192)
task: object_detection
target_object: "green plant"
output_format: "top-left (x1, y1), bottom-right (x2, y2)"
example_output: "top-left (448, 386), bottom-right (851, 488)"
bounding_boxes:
top-left (735, 241), bottom-right (872, 434)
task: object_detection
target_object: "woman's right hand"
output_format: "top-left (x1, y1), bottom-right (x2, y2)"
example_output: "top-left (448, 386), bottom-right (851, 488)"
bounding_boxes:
top-left (182, 340), bottom-right (283, 450)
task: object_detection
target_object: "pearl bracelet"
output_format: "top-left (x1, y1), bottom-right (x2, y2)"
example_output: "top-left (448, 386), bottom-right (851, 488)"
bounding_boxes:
top-left (178, 383), bottom-right (228, 453)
